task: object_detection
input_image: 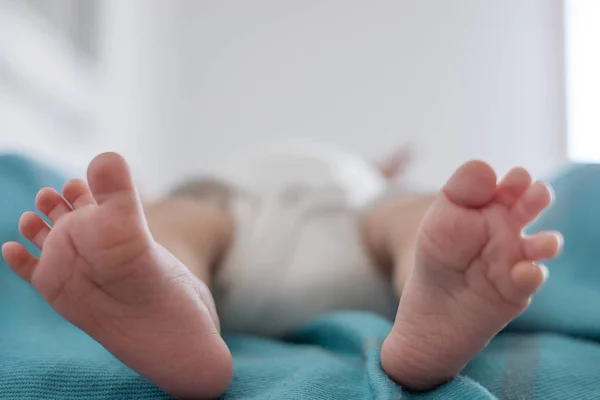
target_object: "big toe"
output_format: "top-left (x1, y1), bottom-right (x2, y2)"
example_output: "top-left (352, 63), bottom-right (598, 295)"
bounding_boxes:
top-left (443, 160), bottom-right (497, 208)
top-left (87, 152), bottom-right (137, 206)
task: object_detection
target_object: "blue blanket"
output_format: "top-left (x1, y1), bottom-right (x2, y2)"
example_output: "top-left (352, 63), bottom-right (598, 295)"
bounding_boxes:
top-left (1, 154), bottom-right (599, 399)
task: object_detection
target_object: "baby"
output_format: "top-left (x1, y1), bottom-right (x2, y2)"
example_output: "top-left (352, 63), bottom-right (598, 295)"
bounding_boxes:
top-left (1, 145), bottom-right (562, 399)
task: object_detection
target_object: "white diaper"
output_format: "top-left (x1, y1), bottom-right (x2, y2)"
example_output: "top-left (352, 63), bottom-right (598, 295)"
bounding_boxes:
top-left (211, 143), bottom-right (398, 337)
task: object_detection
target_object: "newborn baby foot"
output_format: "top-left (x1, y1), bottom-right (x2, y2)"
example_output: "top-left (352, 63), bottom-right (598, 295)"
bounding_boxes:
top-left (2, 153), bottom-right (232, 399)
top-left (381, 161), bottom-right (562, 390)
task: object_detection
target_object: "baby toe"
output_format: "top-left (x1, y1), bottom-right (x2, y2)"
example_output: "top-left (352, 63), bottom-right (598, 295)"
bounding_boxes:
top-left (443, 160), bottom-right (497, 208)
top-left (522, 231), bottom-right (563, 261)
top-left (510, 182), bottom-right (553, 228)
top-left (495, 167), bottom-right (532, 207)
top-left (19, 212), bottom-right (51, 250)
top-left (36, 188), bottom-right (72, 224)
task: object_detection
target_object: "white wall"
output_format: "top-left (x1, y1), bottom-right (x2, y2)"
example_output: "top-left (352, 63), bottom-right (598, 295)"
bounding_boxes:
top-left (99, 0), bottom-right (567, 197)
top-left (565, 0), bottom-right (600, 162)
top-left (0, 0), bottom-right (98, 174)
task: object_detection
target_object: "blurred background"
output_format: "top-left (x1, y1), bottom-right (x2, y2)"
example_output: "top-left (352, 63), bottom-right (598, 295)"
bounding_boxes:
top-left (0, 0), bottom-right (596, 198)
